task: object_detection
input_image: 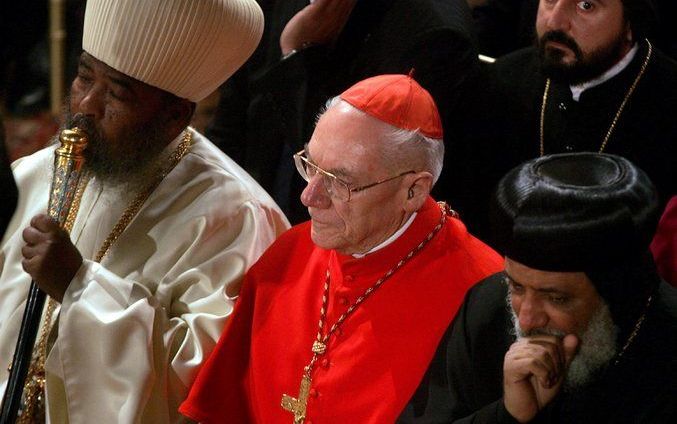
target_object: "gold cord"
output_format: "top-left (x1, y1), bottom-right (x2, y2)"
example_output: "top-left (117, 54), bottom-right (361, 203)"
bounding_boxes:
top-left (282, 202), bottom-right (451, 423)
top-left (539, 39), bottom-right (653, 156)
top-left (307, 202), bottom-right (449, 375)
top-left (613, 294), bottom-right (653, 366)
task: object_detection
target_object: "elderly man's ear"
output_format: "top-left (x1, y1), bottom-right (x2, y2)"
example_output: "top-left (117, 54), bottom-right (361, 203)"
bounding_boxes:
top-left (404, 172), bottom-right (433, 213)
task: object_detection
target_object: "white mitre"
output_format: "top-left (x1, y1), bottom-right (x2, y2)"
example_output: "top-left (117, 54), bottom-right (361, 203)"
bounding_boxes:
top-left (82, 0), bottom-right (264, 102)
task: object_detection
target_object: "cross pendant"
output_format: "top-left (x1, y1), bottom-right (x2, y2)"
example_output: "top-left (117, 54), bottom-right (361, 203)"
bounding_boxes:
top-left (281, 374), bottom-right (311, 424)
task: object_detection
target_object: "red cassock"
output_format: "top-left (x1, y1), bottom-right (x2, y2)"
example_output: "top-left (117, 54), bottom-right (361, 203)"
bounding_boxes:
top-left (180, 197), bottom-right (502, 423)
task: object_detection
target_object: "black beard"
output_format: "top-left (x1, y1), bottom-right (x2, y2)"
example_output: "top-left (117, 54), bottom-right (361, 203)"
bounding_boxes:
top-left (538, 30), bottom-right (629, 85)
top-left (62, 107), bottom-right (170, 188)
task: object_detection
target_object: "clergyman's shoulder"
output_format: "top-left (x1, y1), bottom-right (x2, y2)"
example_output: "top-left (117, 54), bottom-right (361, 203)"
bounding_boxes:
top-left (464, 273), bottom-right (510, 316)
top-left (493, 46), bottom-right (539, 77)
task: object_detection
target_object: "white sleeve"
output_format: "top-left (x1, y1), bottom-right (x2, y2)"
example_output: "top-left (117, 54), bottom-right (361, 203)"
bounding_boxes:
top-left (46, 200), bottom-right (285, 423)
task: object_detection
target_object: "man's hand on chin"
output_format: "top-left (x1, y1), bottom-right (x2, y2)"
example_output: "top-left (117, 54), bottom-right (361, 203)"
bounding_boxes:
top-left (503, 334), bottom-right (579, 423)
top-left (21, 213), bottom-right (83, 303)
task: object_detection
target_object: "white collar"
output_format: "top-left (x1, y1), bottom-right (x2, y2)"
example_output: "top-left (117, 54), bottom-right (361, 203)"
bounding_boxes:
top-left (569, 43), bottom-right (639, 101)
top-left (352, 211), bottom-right (417, 258)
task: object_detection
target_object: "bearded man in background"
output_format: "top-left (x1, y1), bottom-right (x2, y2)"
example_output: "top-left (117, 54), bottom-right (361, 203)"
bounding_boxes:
top-left (454, 0), bottom-right (676, 246)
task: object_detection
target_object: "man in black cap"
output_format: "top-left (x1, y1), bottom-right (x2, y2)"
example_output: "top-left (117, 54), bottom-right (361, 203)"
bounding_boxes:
top-left (401, 153), bottom-right (677, 423)
top-left (454, 0), bottom-right (677, 244)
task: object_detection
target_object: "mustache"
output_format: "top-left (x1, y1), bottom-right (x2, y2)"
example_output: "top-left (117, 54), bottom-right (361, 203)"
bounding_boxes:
top-left (66, 113), bottom-right (98, 138)
top-left (61, 96), bottom-right (100, 141)
top-left (519, 327), bottom-right (567, 339)
top-left (540, 30), bottom-right (582, 57)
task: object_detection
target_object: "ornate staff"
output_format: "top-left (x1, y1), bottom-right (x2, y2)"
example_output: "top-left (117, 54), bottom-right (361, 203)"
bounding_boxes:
top-left (0, 128), bottom-right (88, 423)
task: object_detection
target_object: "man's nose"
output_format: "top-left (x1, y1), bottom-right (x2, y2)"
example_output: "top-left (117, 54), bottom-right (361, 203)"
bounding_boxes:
top-left (517, 294), bottom-right (548, 333)
top-left (72, 84), bottom-right (104, 120)
top-left (300, 175), bottom-right (331, 209)
top-left (545, 1), bottom-right (572, 32)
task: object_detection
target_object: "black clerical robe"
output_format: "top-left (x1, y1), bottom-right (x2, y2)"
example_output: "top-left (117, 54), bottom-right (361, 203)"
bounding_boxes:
top-left (454, 40), bottom-right (677, 243)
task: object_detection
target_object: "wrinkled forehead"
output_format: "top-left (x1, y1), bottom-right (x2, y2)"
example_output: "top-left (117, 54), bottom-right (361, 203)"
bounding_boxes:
top-left (308, 104), bottom-right (390, 178)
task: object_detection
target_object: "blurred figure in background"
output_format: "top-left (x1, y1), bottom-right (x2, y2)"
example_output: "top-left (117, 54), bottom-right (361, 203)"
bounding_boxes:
top-left (651, 196), bottom-right (677, 286)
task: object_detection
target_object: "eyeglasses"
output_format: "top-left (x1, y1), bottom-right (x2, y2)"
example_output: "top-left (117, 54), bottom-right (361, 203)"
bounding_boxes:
top-left (293, 149), bottom-right (415, 202)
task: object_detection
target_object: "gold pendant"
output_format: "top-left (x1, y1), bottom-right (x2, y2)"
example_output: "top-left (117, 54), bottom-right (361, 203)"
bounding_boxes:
top-left (281, 374), bottom-right (311, 424)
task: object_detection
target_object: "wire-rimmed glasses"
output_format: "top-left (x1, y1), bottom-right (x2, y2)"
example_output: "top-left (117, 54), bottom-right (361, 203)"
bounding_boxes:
top-left (293, 149), bottom-right (415, 202)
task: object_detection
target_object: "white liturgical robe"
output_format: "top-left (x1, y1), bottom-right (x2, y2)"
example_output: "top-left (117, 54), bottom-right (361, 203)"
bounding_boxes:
top-left (0, 128), bottom-right (289, 423)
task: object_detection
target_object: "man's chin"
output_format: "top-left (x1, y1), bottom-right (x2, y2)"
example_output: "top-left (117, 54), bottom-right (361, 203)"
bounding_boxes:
top-left (84, 148), bottom-right (164, 189)
top-left (545, 44), bottom-right (576, 63)
top-left (310, 225), bottom-right (331, 246)
top-left (541, 62), bottom-right (591, 85)
top-left (309, 225), bottom-right (346, 252)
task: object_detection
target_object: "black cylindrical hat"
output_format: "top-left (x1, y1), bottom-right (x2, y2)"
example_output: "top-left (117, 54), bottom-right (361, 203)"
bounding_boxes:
top-left (493, 152), bottom-right (659, 272)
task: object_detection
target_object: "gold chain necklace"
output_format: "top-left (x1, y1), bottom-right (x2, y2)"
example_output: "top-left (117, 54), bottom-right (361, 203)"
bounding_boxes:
top-left (281, 202), bottom-right (451, 424)
top-left (539, 39), bottom-right (653, 156)
top-left (17, 130), bottom-right (193, 423)
top-left (613, 294), bottom-right (652, 366)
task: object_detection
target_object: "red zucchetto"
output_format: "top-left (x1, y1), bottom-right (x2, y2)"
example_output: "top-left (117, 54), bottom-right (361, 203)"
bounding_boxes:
top-left (340, 73), bottom-right (443, 139)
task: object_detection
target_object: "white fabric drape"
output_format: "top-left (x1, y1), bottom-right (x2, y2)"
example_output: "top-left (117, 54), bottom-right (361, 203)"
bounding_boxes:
top-left (0, 128), bottom-right (289, 423)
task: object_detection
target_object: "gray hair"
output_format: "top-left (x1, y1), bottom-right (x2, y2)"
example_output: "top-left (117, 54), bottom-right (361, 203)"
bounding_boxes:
top-left (319, 97), bottom-right (444, 184)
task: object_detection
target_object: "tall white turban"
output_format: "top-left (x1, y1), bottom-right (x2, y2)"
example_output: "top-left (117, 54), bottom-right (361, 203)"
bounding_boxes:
top-left (83, 0), bottom-right (264, 102)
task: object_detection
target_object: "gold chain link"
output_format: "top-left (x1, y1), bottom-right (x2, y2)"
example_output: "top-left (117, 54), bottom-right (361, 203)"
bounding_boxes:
top-left (303, 202), bottom-right (449, 379)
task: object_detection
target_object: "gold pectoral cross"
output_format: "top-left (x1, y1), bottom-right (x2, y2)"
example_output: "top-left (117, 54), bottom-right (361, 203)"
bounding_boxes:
top-left (281, 374), bottom-right (311, 424)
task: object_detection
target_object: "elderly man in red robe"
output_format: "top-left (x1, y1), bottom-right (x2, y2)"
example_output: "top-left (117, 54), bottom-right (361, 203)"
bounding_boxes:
top-left (180, 74), bottom-right (502, 423)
